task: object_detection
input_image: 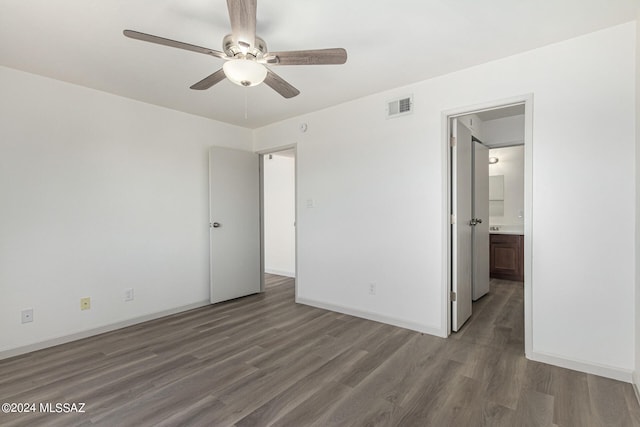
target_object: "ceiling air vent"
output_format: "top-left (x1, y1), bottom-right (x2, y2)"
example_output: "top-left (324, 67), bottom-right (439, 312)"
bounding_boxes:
top-left (386, 95), bottom-right (413, 119)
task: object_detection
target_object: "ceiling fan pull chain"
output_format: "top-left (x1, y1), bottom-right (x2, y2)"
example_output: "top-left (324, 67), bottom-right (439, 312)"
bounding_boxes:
top-left (244, 87), bottom-right (248, 120)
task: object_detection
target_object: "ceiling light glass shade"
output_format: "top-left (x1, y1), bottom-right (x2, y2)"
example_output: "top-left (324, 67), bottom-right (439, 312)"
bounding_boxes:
top-left (223, 59), bottom-right (267, 87)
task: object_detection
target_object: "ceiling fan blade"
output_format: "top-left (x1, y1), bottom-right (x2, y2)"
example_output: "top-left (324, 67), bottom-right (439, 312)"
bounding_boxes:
top-left (267, 48), bottom-right (347, 65)
top-left (190, 69), bottom-right (227, 90)
top-left (123, 30), bottom-right (227, 59)
top-left (264, 69), bottom-right (300, 99)
top-left (227, 0), bottom-right (257, 49)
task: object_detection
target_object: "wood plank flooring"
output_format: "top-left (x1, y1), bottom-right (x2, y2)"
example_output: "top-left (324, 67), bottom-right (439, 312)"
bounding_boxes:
top-left (1, 275), bottom-right (639, 426)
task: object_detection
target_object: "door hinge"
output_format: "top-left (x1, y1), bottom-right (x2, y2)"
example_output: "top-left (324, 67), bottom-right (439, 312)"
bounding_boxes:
top-left (450, 291), bottom-right (457, 302)
top-left (450, 136), bottom-right (456, 147)
top-left (450, 214), bottom-right (456, 224)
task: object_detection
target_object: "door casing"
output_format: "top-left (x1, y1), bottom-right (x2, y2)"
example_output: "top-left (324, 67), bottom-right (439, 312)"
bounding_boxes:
top-left (442, 94), bottom-right (533, 357)
top-left (209, 144), bottom-right (298, 303)
top-left (257, 144), bottom-right (298, 297)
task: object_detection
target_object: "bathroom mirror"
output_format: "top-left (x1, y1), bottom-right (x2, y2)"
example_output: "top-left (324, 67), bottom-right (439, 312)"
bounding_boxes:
top-left (489, 175), bottom-right (504, 201)
top-left (489, 175), bottom-right (505, 217)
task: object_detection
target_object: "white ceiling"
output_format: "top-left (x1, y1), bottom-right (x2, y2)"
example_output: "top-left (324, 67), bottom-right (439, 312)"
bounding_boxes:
top-left (0, 1), bottom-right (637, 129)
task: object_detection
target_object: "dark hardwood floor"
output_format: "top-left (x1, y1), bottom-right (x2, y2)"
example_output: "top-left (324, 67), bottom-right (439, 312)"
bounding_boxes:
top-left (1, 275), bottom-right (639, 426)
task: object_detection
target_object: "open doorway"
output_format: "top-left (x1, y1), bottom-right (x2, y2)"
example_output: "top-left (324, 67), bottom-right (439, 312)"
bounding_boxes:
top-left (261, 148), bottom-right (297, 293)
top-left (446, 95), bottom-right (532, 356)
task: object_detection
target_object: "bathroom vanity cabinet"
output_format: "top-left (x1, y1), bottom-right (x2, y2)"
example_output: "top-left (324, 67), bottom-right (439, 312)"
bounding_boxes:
top-left (489, 233), bottom-right (524, 281)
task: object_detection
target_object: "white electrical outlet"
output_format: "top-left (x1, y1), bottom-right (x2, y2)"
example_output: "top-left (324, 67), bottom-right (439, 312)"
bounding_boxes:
top-left (21, 308), bottom-right (34, 324)
top-left (124, 288), bottom-right (134, 302)
top-left (369, 283), bottom-right (376, 296)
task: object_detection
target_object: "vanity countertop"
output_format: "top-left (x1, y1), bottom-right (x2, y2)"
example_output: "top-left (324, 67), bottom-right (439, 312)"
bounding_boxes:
top-left (489, 226), bottom-right (524, 235)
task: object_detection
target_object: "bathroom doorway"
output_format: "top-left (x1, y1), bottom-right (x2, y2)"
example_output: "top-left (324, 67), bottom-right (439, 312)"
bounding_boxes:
top-left (445, 95), bottom-right (532, 355)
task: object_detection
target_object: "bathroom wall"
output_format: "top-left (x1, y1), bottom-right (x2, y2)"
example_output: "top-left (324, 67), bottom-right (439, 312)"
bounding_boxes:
top-left (483, 115), bottom-right (525, 147)
top-left (458, 114), bottom-right (484, 140)
top-left (489, 145), bottom-right (524, 228)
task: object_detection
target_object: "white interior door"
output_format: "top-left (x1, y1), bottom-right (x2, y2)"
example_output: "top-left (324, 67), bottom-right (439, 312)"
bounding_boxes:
top-left (452, 118), bottom-right (473, 331)
top-left (473, 141), bottom-right (490, 300)
top-left (209, 147), bottom-right (261, 304)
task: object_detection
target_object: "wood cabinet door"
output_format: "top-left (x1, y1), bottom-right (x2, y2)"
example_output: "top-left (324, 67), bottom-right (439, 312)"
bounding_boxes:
top-left (490, 234), bottom-right (523, 281)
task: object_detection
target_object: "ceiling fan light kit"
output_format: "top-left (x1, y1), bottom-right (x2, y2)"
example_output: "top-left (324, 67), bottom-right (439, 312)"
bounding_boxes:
top-left (123, 0), bottom-right (347, 98)
top-left (223, 59), bottom-right (267, 87)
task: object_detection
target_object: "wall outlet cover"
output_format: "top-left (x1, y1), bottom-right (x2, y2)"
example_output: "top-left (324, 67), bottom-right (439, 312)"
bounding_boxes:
top-left (21, 308), bottom-right (34, 324)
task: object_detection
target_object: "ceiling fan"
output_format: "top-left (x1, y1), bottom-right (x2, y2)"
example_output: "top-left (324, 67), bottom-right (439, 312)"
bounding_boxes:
top-left (123, 0), bottom-right (347, 98)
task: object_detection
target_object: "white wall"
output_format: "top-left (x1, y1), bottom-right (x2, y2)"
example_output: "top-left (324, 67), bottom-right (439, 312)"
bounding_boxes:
top-left (254, 22), bottom-right (636, 378)
top-left (264, 154), bottom-right (296, 277)
top-left (0, 66), bottom-right (252, 355)
top-left (634, 11), bottom-right (640, 391)
top-left (489, 146), bottom-right (524, 228)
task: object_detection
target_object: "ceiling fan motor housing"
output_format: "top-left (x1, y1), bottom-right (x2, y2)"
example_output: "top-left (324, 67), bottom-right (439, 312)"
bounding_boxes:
top-left (223, 34), bottom-right (267, 60)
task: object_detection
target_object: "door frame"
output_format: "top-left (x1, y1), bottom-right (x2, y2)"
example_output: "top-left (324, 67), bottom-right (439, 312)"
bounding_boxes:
top-left (442, 94), bottom-right (533, 357)
top-left (257, 144), bottom-right (298, 297)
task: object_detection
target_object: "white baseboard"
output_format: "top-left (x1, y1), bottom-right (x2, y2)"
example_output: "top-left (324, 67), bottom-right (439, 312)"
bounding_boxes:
top-left (296, 297), bottom-right (446, 338)
top-left (265, 269), bottom-right (295, 278)
top-left (297, 297), bottom-right (633, 383)
top-left (6, 296), bottom-right (630, 387)
top-left (633, 371), bottom-right (640, 405)
top-left (0, 300), bottom-right (210, 361)
top-left (528, 350), bottom-right (633, 383)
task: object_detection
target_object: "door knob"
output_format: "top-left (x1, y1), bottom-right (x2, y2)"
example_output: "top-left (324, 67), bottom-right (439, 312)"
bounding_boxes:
top-left (470, 218), bottom-right (483, 226)
top-left (212, 222), bottom-right (221, 228)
